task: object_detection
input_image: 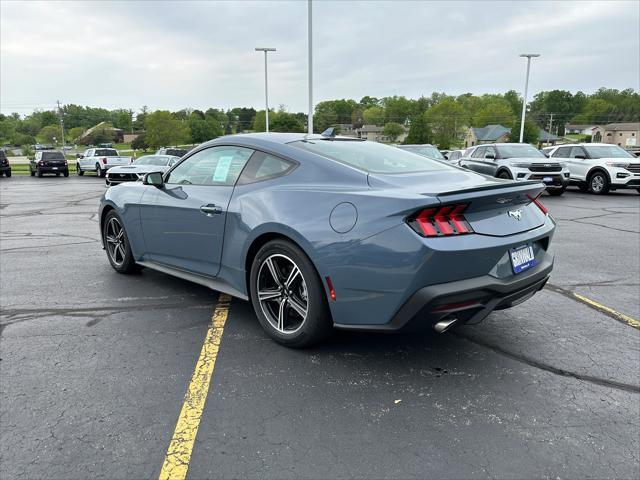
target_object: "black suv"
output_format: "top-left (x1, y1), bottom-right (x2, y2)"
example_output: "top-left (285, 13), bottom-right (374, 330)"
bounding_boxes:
top-left (30, 150), bottom-right (69, 177)
top-left (0, 150), bottom-right (11, 177)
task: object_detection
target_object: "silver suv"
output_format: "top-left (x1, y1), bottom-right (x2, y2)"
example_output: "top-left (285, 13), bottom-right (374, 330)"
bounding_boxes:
top-left (459, 143), bottom-right (570, 195)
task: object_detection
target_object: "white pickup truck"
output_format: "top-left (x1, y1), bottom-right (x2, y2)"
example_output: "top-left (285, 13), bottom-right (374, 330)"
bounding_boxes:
top-left (76, 148), bottom-right (132, 177)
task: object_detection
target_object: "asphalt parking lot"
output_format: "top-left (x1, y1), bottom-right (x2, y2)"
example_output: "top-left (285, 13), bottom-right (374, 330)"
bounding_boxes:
top-left (1, 176), bottom-right (639, 479)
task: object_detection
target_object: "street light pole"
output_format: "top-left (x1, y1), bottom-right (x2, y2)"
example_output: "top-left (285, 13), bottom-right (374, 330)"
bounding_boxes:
top-left (518, 53), bottom-right (540, 143)
top-left (307, 0), bottom-right (313, 134)
top-left (255, 47), bottom-right (276, 132)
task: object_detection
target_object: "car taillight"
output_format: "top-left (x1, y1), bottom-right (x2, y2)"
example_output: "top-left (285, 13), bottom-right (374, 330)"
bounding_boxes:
top-left (527, 194), bottom-right (548, 215)
top-left (102, 157), bottom-right (107, 164)
top-left (38, 161), bottom-right (44, 166)
top-left (64, 160), bottom-right (68, 165)
top-left (409, 203), bottom-right (474, 237)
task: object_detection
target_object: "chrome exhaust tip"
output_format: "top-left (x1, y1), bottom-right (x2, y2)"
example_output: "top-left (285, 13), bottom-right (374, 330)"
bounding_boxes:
top-left (434, 317), bottom-right (458, 333)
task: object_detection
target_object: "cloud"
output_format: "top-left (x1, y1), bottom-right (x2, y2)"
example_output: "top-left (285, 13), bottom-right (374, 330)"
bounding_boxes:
top-left (1, 0), bottom-right (638, 115)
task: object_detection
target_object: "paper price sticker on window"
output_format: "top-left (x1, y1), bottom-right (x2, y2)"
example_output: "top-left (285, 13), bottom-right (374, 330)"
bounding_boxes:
top-left (213, 156), bottom-right (232, 182)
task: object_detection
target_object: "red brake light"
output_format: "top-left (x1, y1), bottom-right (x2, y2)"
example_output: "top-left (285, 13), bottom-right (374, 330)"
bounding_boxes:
top-left (527, 194), bottom-right (548, 215)
top-left (410, 203), bottom-right (473, 237)
top-left (102, 157), bottom-right (107, 164)
top-left (325, 276), bottom-right (337, 301)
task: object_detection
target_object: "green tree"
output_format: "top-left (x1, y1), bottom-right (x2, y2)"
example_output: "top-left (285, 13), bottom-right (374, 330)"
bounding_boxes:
top-left (131, 133), bottom-right (148, 151)
top-left (68, 127), bottom-right (85, 142)
top-left (404, 115), bottom-right (433, 144)
top-left (271, 112), bottom-right (304, 132)
top-left (473, 99), bottom-right (516, 128)
top-left (188, 111), bottom-right (219, 143)
top-left (381, 96), bottom-right (414, 124)
top-left (145, 110), bottom-right (190, 149)
top-left (424, 98), bottom-right (466, 149)
top-left (570, 98), bottom-right (614, 124)
top-left (362, 106), bottom-right (385, 125)
top-left (38, 125), bottom-right (61, 144)
top-left (382, 122), bottom-right (404, 143)
top-left (509, 120), bottom-right (539, 144)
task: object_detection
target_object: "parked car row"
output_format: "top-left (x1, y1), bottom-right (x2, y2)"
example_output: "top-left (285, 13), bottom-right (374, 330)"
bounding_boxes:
top-left (409, 142), bottom-right (639, 196)
top-left (0, 150), bottom-right (11, 177)
top-left (105, 155), bottom-right (180, 186)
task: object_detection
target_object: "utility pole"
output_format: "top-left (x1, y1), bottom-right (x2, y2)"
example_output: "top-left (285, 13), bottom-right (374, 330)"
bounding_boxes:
top-left (307, 0), bottom-right (313, 134)
top-left (518, 53), bottom-right (540, 143)
top-left (57, 100), bottom-right (65, 149)
top-left (547, 113), bottom-right (554, 146)
top-left (255, 47), bottom-right (276, 132)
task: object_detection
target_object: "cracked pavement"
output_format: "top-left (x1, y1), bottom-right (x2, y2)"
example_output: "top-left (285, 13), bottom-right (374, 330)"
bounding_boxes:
top-left (1, 177), bottom-right (639, 479)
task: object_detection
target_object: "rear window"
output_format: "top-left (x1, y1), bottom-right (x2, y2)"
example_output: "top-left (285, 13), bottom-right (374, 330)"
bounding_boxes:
top-left (165, 149), bottom-right (187, 157)
top-left (399, 145), bottom-right (445, 160)
top-left (290, 140), bottom-right (451, 174)
top-left (42, 151), bottom-right (65, 160)
top-left (95, 149), bottom-right (118, 156)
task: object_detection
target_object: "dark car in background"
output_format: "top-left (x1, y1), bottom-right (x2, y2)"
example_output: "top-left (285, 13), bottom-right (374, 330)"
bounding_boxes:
top-left (0, 150), bottom-right (11, 177)
top-left (30, 150), bottom-right (69, 177)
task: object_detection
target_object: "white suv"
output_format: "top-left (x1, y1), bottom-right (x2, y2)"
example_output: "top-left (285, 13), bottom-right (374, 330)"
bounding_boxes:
top-left (459, 143), bottom-right (570, 195)
top-left (547, 143), bottom-right (640, 195)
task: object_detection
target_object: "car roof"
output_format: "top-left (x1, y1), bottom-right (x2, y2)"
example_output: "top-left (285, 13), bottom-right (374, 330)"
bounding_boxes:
top-left (201, 132), bottom-right (362, 149)
top-left (399, 144), bottom-right (437, 147)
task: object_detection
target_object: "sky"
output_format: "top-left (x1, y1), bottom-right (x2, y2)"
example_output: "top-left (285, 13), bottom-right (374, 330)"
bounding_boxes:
top-left (1, 0), bottom-right (639, 116)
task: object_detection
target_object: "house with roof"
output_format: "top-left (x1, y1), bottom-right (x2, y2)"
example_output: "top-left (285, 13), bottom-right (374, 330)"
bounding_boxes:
top-left (464, 124), bottom-right (510, 148)
top-left (591, 122), bottom-right (639, 147)
top-left (564, 124), bottom-right (597, 135)
top-left (356, 124), bottom-right (408, 143)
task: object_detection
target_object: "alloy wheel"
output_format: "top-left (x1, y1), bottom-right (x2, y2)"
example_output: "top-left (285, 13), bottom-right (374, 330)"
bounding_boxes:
top-left (591, 174), bottom-right (604, 193)
top-left (257, 254), bottom-right (308, 334)
top-left (105, 217), bottom-right (126, 266)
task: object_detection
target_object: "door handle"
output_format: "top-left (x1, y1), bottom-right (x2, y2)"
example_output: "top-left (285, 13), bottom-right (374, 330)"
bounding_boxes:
top-left (200, 204), bottom-right (223, 216)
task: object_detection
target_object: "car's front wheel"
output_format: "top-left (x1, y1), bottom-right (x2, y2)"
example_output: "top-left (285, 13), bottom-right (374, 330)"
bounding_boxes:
top-left (588, 171), bottom-right (610, 195)
top-left (249, 239), bottom-right (332, 347)
top-left (77, 164), bottom-right (84, 176)
top-left (103, 210), bottom-right (138, 273)
top-left (497, 170), bottom-right (512, 179)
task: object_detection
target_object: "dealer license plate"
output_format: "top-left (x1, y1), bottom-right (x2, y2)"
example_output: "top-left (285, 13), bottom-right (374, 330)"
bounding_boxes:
top-left (542, 176), bottom-right (553, 183)
top-left (510, 244), bottom-right (536, 274)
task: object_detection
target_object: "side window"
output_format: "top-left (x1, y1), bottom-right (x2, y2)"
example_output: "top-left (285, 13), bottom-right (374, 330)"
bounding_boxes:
top-left (551, 147), bottom-right (569, 158)
top-left (238, 151), bottom-right (296, 185)
top-left (569, 147), bottom-right (586, 159)
top-left (472, 146), bottom-right (486, 158)
top-left (485, 146), bottom-right (497, 158)
top-left (166, 146), bottom-right (253, 186)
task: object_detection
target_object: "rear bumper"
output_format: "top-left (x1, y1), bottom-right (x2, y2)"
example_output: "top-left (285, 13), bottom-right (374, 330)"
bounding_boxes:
top-left (334, 252), bottom-right (553, 332)
top-left (0, 165), bottom-right (10, 173)
top-left (37, 166), bottom-right (68, 173)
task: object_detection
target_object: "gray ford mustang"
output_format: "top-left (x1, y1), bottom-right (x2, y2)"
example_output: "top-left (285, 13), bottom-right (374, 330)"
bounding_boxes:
top-left (99, 132), bottom-right (555, 347)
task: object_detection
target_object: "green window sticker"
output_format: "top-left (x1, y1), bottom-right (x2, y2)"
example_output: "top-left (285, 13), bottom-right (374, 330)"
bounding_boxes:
top-left (213, 156), bottom-right (232, 182)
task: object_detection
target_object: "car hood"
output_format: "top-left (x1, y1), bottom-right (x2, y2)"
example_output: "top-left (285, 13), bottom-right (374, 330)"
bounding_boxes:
top-left (503, 157), bottom-right (561, 163)
top-left (107, 165), bottom-right (169, 174)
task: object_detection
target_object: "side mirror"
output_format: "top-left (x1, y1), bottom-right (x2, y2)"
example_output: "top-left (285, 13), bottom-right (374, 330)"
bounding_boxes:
top-left (76, 153), bottom-right (83, 159)
top-left (485, 153), bottom-right (495, 160)
top-left (575, 154), bottom-right (586, 159)
top-left (543, 152), bottom-right (550, 158)
top-left (144, 171), bottom-right (164, 187)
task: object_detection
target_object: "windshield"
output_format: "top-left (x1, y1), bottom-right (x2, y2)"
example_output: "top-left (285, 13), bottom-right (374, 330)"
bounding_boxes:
top-left (95, 149), bottom-right (118, 156)
top-left (584, 145), bottom-right (634, 159)
top-left (290, 140), bottom-right (452, 174)
top-left (42, 151), bottom-right (65, 160)
top-left (399, 145), bottom-right (445, 160)
top-left (495, 144), bottom-right (545, 159)
top-left (134, 155), bottom-right (170, 166)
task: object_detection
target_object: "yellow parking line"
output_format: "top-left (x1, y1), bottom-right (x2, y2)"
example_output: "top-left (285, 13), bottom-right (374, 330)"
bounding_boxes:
top-left (159, 293), bottom-right (232, 480)
top-left (572, 292), bottom-right (640, 330)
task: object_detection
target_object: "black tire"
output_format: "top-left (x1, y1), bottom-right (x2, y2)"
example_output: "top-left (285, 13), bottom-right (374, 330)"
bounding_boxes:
top-left (5, 171), bottom-right (10, 177)
top-left (497, 170), bottom-right (512, 179)
top-left (547, 186), bottom-right (566, 196)
top-left (249, 239), bottom-right (332, 347)
top-left (30, 168), bottom-right (35, 177)
top-left (96, 164), bottom-right (106, 177)
top-left (63, 170), bottom-right (69, 177)
top-left (102, 210), bottom-right (138, 274)
top-left (77, 164), bottom-right (84, 176)
top-left (37, 170), bottom-right (43, 178)
top-left (588, 171), bottom-right (610, 195)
